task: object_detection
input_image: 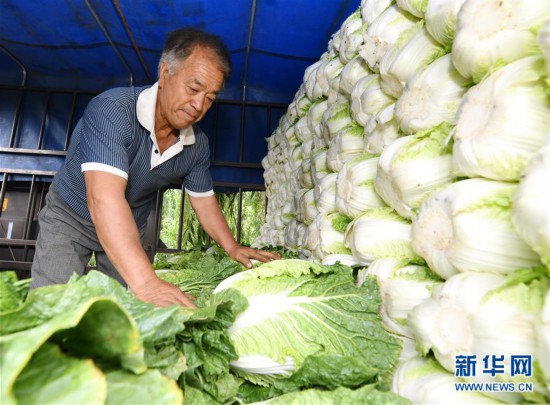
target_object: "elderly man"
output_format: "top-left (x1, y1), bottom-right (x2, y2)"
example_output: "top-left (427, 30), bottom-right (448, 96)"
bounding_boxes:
top-left (31, 27), bottom-right (279, 307)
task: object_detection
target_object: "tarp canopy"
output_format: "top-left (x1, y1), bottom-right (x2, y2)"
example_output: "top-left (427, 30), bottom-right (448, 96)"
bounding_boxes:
top-left (0, 0), bottom-right (359, 103)
top-left (0, 0), bottom-right (359, 189)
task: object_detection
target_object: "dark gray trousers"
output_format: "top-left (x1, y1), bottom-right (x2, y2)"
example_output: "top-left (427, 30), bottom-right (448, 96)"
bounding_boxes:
top-left (30, 189), bottom-right (146, 289)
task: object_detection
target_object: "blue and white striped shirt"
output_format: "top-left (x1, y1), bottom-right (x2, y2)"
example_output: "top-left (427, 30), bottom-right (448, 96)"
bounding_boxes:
top-left (52, 84), bottom-right (213, 227)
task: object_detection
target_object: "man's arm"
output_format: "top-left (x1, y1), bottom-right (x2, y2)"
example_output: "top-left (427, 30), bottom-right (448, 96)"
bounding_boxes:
top-left (84, 170), bottom-right (196, 307)
top-left (188, 194), bottom-right (281, 267)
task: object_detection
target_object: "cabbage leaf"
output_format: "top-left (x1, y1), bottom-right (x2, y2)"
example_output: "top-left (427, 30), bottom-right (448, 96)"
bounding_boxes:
top-left (213, 260), bottom-right (402, 387)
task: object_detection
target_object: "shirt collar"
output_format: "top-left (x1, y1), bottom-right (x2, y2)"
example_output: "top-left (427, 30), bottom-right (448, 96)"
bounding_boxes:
top-left (136, 82), bottom-right (196, 146)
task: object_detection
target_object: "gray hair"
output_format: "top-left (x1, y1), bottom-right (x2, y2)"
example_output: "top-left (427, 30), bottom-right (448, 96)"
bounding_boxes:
top-left (158, 27), bottom-right (232, 84)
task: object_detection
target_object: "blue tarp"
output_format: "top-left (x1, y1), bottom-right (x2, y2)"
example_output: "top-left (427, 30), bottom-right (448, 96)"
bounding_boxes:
top-left (0, 0), bottom-right (359, 103)
top-left (0, 0), bottom-right (359, 188)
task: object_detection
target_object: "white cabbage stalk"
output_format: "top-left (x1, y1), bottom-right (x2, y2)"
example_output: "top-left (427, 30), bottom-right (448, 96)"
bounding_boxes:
top-left (408, 271), bottom-right (506, 368)
top-left (261, 156), bottom-right (269, 172)
top-left (451, 0), bottom-right (550, 83)
top-left (299, 157), bottom-right (314, 189)
top-left (374, 124), bottom-right (455, 220)
top-left (293, 115), bottom-right (312, 143)
top-left (268, 136), bottom-right (283, 158)
top-left (327, 79), bottom-right (347, 107)
top-left (538, 290), bottom-right (550, 390)
top-left (294, 188), bottom-right (308, 223)
top-left (289, 145), bottom-right (303, 171)
top-left (539, 19), bottom-right (550, 76)
top-left (395, 0), bottom-right (427, 18)
top-left (291, 93), bottom-right (313, 120)
top-left (409, 270), bottom-right (549, 402)
top-left (301, 138), bottom-right (313, 160)
top-left (321, 253), bottom-right (358, 266)
top-left (314, 172), bottom-right (338, 214)
top-left (470, 276), bottom-right (550, 402)
top-left (394, 54), bottom-right (471, 134)
top-left (267, 133), bottom-right (278, 151)
top-left (282, 125), bottom-right (297, 150)
top-left (411, 178), bottom-right (542, 279)
top-left (280, 113), bottom-right (296, 134)
top-left (306, 98), bottom-right (329, 140)
top-left (285, 221), bottom-right (307, 252)
top-left (326, 123), bottom-right (366, 172)
top-left (312, 133), bottom-right (328, 151)
top-left (360, 0), bottom-right (393, 25)
top-left (425, 0), bottom-right (468, 48)
top-left (392, 356), bottom-right (502, 404)
top-left (273, 229), bottom-right (285, 247)
top-left (305, 58), bottom-right (330, 101)
top-left (339, 54), bottom-right (371, 96)
top-left (512, 143), bottom-right (550, 271)
top-left (282, 201), bottom-right (296, 226)
top-left (360, 5), bottom-right (420, 72)
top-left (379, 22), bottom-right (447, 99)
top-left (328, 29), bottom-right (342, 58)
top-left (321, 100), bottom-right (352, 144)
top-left (365, 103), bottom-right (402, 154)
top-left (298, 167), bottom-right (314, 190)
top-left (338, 9), bottom-right (365, 64)
top-left (392, 334), bottom-right (418, 363)
top-left (285, 91), bottom-right (302, 125)
top-left (301, 188), bottom-right (319, 226)
top-left (263, 149), bottom-right (276, 169)
top-left (345, 207), bottom-right (421, 266)
top-left (305, 60), bottom-right (325, 101)
top-left (289, 223), bottom-right (304, 251)
top-left (264, 183), bottom-right (274, 200)
top-left (290, 167), bottom-right (302, 192)
top-left (303, 59), bottom-right (324, 90)
top-left (303, 60), bottom-right (320, 85)
top-left (295, 222), bottom-right (310, 254)
top-left (308, 212), bottom-right (352, 260)
top-left (350, 74), bottom-right (395, 128)
top-left (283, 219), bottom-right (300, 249)
top-left (269, 212), bottom-right (284, 230)
top-left (453, 55), bottom-right (550, 181)
top-left (310, 148), bottom-right (329, 184)
top-left (252, 225), bottom-right (269, 248)
top-left (316, 56), bottom-right (345, 98)
top-left (359, 258), bottom-right (443, 338)
top-left (336, 154), bottom-right (387, 218)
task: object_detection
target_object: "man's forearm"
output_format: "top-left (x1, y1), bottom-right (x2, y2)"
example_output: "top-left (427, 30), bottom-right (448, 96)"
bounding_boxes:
top-left (89, 196), bottom-right (157, 288)
top-left (85, 171), bottom-right (156, 290)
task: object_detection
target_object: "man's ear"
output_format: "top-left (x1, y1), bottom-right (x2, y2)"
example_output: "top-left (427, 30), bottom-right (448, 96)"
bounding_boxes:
top-left (158, 62), bottom-right (169, 88)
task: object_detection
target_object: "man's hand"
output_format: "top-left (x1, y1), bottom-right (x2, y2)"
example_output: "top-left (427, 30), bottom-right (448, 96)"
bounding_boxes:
top-left (188, 194), bottom-right (282, 268)
top-left (132, 276), bottom-right (197, 308)
top-left (227, 245), bottom-right (281, 268)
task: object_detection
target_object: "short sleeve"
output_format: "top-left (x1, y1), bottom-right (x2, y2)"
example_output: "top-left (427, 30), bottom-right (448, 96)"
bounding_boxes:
top-left (79, 94), bottom-right (133, 177)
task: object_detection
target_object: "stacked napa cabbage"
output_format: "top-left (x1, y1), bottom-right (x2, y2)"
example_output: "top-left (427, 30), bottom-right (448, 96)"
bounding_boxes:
top-left (254, 0), bottom-right (550, 403)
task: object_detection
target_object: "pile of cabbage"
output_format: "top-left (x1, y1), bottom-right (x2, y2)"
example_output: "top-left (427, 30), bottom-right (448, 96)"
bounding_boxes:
top-left (1, 256), bottom-right (410, 404)
top-left (255, 0), bottom-right (550, 403)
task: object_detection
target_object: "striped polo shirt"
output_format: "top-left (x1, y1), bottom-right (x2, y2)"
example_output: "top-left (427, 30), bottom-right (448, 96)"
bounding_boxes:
top-left (52, 83), bottom-right (214, 228)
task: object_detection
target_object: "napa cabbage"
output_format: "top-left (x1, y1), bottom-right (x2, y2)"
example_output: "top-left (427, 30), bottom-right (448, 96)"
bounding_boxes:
top-left (212, 260), bottom-right (402, 387)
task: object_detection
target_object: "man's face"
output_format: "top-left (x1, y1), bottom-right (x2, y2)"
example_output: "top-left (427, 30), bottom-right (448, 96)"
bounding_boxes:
top-left (157, 46), bottom-right (224, 130)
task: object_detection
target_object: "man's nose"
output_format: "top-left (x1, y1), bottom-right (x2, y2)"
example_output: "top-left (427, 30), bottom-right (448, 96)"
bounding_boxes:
top-left (191, 93), bottom-right (205, 112)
